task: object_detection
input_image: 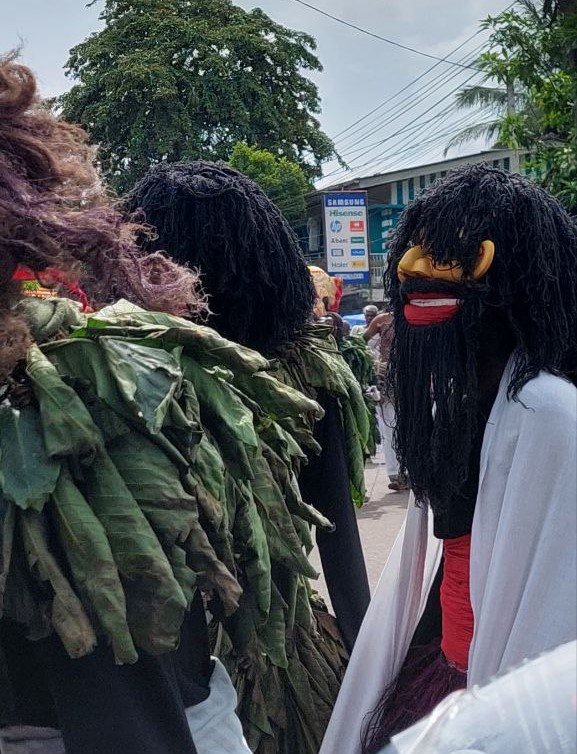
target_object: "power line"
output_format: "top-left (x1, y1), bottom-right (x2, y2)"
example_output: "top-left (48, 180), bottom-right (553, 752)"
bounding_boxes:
top-left (263, 90), bottom-right (486, 215)
top-left (320, 69), bottom-right (481, 184)
top-left (334, 40), bottom-right (487, 153)
top-left (260, 3), bottom-right (519, 213)
top-left (331, 29), bottom-right (484, 142)
top-left (318, 55), bottom-right (484, 182)
top-left (287, 114), bottom-right (492, 239)
top-left (373, 110), bottom-right (493, 173)
top-left (340, 104), bottom-right (459, 159)
top-left (263, 101), bottom-right (487, 216)
top-left (325, 113), bottom-right (486, 194)
top-left (264, 2), bottom-right (517, 207)
top-left (286, 0), bottom-right (479, 70)
top-left (335, 48), bottom-right (485, 158)
top-left (324, 1), bottom-right (518, 150)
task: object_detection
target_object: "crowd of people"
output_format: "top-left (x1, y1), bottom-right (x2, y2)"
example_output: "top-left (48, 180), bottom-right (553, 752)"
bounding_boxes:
top-left (0, 55), bottom-right (575, 754)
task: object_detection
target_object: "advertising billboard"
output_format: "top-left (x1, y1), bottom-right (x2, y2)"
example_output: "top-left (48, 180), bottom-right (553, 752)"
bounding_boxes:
top-left (323, 192), bottom-right (369, 284)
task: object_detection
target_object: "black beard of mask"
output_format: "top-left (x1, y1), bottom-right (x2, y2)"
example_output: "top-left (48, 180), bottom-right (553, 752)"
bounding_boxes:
top-left (387, 278), bottom-right (488, 514)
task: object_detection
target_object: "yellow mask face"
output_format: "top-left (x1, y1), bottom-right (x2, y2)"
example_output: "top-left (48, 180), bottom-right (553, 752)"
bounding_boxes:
top-left (397, 240), bottom-right (495, 283)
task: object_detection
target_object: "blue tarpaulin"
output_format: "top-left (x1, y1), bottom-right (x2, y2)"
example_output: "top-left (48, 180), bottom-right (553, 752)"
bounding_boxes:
top-left (343, 313), bottom-right (365, 328)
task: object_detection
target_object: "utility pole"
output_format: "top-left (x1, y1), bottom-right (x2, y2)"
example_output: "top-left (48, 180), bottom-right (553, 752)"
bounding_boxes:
top-left (506, 78), bottom-right (516, 116)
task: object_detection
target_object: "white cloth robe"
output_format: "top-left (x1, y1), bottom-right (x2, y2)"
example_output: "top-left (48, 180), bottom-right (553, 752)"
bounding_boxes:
top-left (320, 357), bottom-right (577, 754)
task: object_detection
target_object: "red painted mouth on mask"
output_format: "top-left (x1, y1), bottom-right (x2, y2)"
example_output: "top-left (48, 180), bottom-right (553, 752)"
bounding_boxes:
top-left (404, 292), bottom-right (462, 326)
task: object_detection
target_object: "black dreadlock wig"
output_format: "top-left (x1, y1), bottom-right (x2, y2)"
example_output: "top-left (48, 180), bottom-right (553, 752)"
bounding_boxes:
top-left (124, 161), bottom-right (315, 354)
top-left (384, 163), bottom-right (577, 513)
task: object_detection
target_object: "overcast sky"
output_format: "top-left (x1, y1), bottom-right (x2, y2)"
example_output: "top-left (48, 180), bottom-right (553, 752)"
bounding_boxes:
top-left (2, 0), bottom-right (509, 180)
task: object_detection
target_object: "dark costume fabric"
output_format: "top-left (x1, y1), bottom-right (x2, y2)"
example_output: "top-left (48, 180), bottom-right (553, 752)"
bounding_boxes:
top-left (0, 594), bottom-right (210, 754)
top-left (299, 390), bottom-right (370, 652)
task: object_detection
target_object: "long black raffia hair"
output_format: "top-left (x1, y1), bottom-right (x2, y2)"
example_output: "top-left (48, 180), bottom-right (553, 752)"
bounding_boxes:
top-left (124, 161), bottom-right (315, 354)
top-left (386, 164), bottom-right (577, 396)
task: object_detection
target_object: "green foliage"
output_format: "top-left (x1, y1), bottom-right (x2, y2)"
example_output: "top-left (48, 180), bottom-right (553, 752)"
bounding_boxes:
top-left (0, 298), bottom-right (348, 749)
top-left (273, 323), bottom-right (372, 508)
top-left (60, 0), bottom-right (336, 193)
top-left (540, 141), bottom-right (577, 213)
top-left (229, 142), bottom-right (311, 223)
top-left (452, 0), bottom-right (577, 211)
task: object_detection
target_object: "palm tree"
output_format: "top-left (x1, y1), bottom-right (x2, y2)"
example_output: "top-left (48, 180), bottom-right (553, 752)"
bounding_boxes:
top-left (445, 0), bottom-right (549, 155)
top-left (444, 83), bottom-right (526, 153)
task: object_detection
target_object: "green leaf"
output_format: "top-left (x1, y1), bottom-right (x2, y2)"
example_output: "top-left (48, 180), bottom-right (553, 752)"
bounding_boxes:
top-left (259, 583), bottom-right (288, 669)
top-left (260, 441), bottom-right (333, 533)
top-left (43, 339), bottom-right (130, 422)
top-left (183, 357), bottom-right (259, 478)
top-left (26, 344), bottom-right (103, 460)
top-left (233, 479), bottom-right (272, 619)
top-left (79, 307), bottom-right (270, 374)
top-left (250, 452), bottom-right (317, 580)
top-left (52, 466), bottom-right (137, 664)
top-left (78, 449), bottom-right (188, 655)
top-left (0, 405), bottom-right (60, 511)
top-left (106, 430), bottom-right (241, 614)
top-left (233, 371), bottom-right (322, 423)
top-left (19, 509), bottom-right (97, 659)
top-left (100, 338), bottom-right (182, 434)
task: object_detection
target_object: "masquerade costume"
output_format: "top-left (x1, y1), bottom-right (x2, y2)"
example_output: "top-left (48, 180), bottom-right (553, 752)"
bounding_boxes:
top-left (320, 165), bottom-right (577, 754)
top-left (0, 59), bottom-right (330, 754)
top-left (125, 161), bottom-right (372, 752)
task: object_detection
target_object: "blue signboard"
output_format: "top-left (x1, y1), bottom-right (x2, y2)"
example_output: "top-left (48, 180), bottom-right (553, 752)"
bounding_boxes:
top-left (340, 271), bottom-right (370, 283)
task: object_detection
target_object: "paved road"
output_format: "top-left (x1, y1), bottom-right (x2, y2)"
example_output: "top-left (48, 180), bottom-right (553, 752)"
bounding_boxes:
top-left (310, 447), bottom-right (409, 606)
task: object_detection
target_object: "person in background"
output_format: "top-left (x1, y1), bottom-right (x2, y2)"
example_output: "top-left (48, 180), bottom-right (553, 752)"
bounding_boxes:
top-left (363, 305), bottom-right (379, 326)
top-left (327, 276), bottom-right (344, 313)
top-left (309, 265), bottom-right (336, 318)
top-left (363, 310), bottom-right (407, 491)
top-left (352, 304), bottom-right (378, 334)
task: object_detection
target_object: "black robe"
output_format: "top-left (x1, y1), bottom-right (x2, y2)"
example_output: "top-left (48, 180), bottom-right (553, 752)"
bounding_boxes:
top-left (0, 590), bottom-right (212, 754)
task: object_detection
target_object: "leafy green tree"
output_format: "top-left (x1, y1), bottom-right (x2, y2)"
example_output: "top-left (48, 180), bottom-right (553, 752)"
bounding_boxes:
top-left (61, 0), bottom-right (336, 193)
top-left (228, 142), bottom-right (311, 223)
top-left (449, 0), bottom-right (577, 211)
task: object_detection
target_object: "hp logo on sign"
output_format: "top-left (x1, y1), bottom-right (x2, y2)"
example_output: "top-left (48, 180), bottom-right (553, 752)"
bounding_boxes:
top-left (330, 220), bottom-right (342, 233)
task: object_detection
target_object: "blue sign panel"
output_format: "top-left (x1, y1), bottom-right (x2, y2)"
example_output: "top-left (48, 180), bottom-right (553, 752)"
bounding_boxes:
top-left (324, 193), bottom-right (367, 207)
top-left (340, 271), bottom-right (370, 283)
